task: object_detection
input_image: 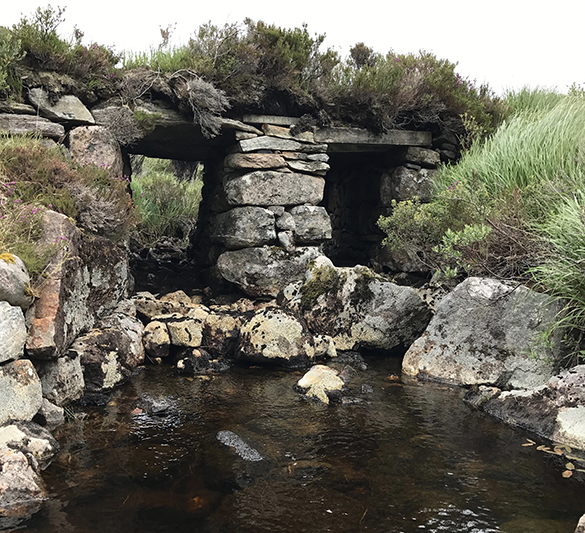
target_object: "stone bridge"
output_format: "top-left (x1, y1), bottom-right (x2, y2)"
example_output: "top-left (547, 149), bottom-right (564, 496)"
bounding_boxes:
top-left (1, 91), bottom-right (458, 295)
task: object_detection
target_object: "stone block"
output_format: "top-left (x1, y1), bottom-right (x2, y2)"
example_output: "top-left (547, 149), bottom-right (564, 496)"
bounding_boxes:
top-left (209, 207), bottom-right (276, 249)
top-left (225, 171), bottom-right (325, 206)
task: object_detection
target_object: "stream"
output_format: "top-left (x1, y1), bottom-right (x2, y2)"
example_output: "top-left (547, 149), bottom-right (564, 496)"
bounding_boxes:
top-left (21, 356), bottom-right (585, 533)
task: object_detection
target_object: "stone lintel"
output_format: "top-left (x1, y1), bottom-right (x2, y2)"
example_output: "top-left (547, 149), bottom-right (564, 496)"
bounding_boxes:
top-left (242, 114), bottom-right (300, 126)
top-left (314, 128), bottom-right (432, 150)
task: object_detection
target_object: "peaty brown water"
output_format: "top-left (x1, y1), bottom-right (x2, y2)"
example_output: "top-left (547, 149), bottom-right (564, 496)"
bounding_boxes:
top-left (19, 357), bottom-right (585, 533)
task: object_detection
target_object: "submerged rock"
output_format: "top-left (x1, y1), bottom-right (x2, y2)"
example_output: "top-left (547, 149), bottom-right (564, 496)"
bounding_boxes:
top-left (216, 430), bottom-right (263, 462)
top-left (402, 277), bottom-right (565, 389)
top-left (464, 364), bottom-right (585, 451)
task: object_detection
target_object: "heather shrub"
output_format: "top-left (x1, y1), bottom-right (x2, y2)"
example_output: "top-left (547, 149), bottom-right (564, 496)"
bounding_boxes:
top-left (0, 135), bottom-right (135, 242)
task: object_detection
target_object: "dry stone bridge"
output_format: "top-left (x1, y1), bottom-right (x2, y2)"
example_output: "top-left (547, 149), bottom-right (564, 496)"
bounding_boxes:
top-left (0, 91), bottom-right (458, 295)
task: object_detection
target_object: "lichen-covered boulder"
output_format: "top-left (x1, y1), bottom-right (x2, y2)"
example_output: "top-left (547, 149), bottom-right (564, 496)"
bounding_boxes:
top-left (380, 166), bottom-right (436, 205)
top-left (238, 307), bottom-right (315, 367)
top-left (33, 354), bottom-right (85, 406)
top-left (225, 171), bottom-right (325, 206)
top-left (0, 421), bottom-right (59, 470)
top-left (0, 302), bottom-right (27, 364)
top-left (209, 207), bottom-right (276, 249)
top-left (28, 87), bottom-right (95, 126)
top-left (0, 253), bottom-right (34, 309)
top-left (285, 258), bottom-right (431, 351)
top-left (68, 125), bottom-right (124, 179)
top-left (402, 277), bottom-right (565, 389)
top-left (71, 315), bottom-right (145, 392)
top-left (0, 445), bottom-right (46, 529)
top-left (143, 321), bottom-right (171, 358)
top-left (203, 311), bottom-right (244, 358)
top-left (289, 206), bottom-right (332, 244)
top-left (217, 246), bottom-right (323, 297)
top-left (0, 360), bottom-right (42, 425)
top-left (26, 210), bottom-right (130, 359)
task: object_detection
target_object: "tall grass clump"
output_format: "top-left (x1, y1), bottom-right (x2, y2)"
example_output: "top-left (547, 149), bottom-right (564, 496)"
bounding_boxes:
top-left (379, 88), bottom-right (585, 360)
top-left (130, 158), bottom-right (202, 247)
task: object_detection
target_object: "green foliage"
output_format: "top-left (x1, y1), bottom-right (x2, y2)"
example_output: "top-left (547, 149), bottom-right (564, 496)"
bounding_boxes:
top-left (0, 184), bottom-right (48, 275)
top-left (130, 158), bottom-right (203, 246)
top-left (6, 4), bottom-right (119, 87)
top-left (380, 88), bottom-right (585, 361)
top-left (0, 27), bottom-right (24, 93)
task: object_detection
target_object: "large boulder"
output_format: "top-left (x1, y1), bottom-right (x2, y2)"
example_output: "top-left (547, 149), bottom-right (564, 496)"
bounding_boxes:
top-left (225, 171), bottom-right (325, 206)
top-left (71, 315), bottom-right (145, 392)
top-left (0, 445), bottom-right (46, 530)
top-left (0, 421), bottom-right (59, 470)
top-left (217, 246), bottom-right (324, 298)
top-left (380, 166), bottom-right (436, 205)
top-left (238, 307), bottom-right (315, 367)
top-left (209, 207), bottom-right (276, 249)
top-left (34, 354), bottom-right (85, 406)
top-left (285, 258), bottom-right (431, 351)
top-left (465, 365), bottom-right (585, 451)
top-left (68, 125), bottom-right (124, 178)
top-left (0, 360), bottom-right (43, 425)
top-left (26, 211), bottom-right (130, 359)
top-left (0, 254), bottom-right (34, 309)
top-left (28, 87), bottom-right (95, 125)
top-left (402, 277), bottom-right (565, 389)
top-left (0, 302), bottom-right (27, 364)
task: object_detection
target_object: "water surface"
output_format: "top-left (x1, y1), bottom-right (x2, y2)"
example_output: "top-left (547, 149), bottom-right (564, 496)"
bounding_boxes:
top-left (21, 357), bottom-right (585, 532)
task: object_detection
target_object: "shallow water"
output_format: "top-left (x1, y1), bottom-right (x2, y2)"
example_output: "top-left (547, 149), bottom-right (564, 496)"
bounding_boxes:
top-left (21, 357), bottom-right (585, 533)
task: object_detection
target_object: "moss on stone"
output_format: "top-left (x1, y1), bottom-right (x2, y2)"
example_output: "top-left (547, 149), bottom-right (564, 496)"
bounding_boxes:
top-left (300, 265), bottom-right (342, 311)
top-left (133, 110), bottom-right (162, 133)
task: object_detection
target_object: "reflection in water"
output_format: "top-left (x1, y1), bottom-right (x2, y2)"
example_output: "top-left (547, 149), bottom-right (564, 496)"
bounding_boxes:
top-left (18, 358), bottom-right (585, 533)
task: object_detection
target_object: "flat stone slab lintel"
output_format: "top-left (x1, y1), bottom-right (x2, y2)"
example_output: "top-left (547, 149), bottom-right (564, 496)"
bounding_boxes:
top-left (314, 127), bottom-right (432, 150)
